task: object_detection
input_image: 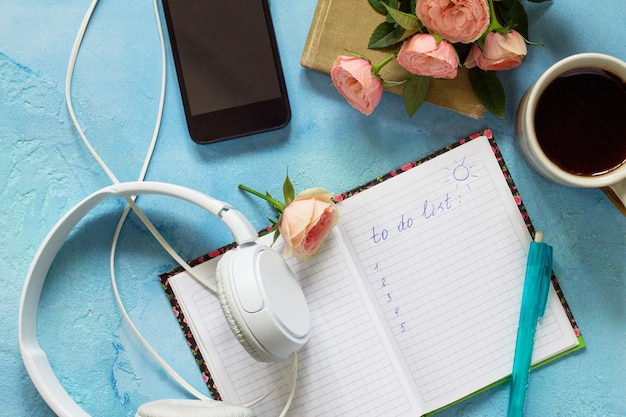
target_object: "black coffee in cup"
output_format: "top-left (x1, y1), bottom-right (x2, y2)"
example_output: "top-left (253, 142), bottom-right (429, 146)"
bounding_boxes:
top-left (533, 68), bottom-right (626, 176)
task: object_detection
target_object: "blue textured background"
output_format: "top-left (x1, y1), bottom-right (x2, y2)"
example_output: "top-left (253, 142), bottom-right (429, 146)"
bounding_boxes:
top-left (1, 1), bottom-right (624, 416)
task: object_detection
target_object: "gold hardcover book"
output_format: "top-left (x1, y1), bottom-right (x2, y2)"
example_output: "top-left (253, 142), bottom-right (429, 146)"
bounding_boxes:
top-left (300, 0), bottom-right (486, 118)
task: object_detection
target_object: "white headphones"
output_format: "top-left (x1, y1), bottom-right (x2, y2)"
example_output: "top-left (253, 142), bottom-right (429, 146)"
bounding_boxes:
top-left (18, 181), bottom-right (310, 417)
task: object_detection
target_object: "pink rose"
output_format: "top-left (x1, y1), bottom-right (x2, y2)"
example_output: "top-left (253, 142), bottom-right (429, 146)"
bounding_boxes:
top-left (330, 55), bottom-right (383, 115)
top-left (416, 0), bottom-right (490, 44)
top-left (464, 30), bottom-right (527, 71)
top-left (278, 188), bottom-right (339, 260)
top-left (397, 34), bottom-right (459, 79)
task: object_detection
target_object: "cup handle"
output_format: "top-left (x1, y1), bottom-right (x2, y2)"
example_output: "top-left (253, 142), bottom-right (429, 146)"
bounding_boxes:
top-left (601, 180), bottom-right (626, 216)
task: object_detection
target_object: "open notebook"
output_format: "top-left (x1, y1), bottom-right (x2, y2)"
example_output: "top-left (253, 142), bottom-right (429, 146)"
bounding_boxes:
top-left (159, 131), bottom-right (583, 416)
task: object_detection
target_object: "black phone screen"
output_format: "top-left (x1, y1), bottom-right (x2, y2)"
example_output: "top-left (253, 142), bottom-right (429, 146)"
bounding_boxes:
top-left (162, 0), bottom-right (290, 143)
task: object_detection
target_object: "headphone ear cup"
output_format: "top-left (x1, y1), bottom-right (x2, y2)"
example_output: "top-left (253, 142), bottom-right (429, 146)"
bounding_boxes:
top-left (216, 249), bottom-right (275, 362)
top-left (136, 399), bottom-right (252, 417)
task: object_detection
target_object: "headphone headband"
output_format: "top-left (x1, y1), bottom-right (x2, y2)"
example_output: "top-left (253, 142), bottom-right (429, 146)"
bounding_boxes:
top-left (18, 181), bottom-right (259, 417)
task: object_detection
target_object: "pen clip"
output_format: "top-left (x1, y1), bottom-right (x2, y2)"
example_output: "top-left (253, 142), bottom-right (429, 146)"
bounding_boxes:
top-left (536, 243), bottom-right (553, 318)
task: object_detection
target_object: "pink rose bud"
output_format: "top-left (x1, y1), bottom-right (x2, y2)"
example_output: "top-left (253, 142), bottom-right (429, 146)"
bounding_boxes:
top-left (464, 30), bottom-right (527, 71)
top-left (416, 0), bottom-right (490, 44)
top-left (278, 188), bottom-right (339, 260)
top-left (397, 34), bottom-right (459, 79)
top-left (330, 55), bottom-right (383, 115)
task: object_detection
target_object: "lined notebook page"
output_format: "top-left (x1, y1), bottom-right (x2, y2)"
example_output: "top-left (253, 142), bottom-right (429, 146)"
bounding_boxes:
top-left (170, 234), bottom-right (422, 416)
top-left (334, 136), bottom-right (578, 412)
top-left (167, 136), bottom-right (579, 416)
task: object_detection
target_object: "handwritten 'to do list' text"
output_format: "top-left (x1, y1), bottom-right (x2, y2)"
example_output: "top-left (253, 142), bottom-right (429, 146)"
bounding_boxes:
top-left (370, 156), bottom-right (481, 245)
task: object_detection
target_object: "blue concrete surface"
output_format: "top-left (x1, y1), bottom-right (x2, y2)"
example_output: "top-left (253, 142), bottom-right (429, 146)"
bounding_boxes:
top-left (1, 0), bottom-right (624, 416)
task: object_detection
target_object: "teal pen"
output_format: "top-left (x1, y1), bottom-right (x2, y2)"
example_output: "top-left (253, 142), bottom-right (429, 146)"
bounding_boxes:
top-left (507, 231), bottom-right (553, 417)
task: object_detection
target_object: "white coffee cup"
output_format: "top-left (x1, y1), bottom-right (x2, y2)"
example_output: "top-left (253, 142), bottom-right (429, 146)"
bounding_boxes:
top-left (515, 53), bottom-right (626, 215)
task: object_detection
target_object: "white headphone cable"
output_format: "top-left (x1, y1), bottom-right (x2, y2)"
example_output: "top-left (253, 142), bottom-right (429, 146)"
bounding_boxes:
top-left (66, 0), bottom-right (299, 412)
top-left (64, 0), bottom-right (217, 295)
top-left (66, 0), bottom-right (213, 401)
top-left (279, 353), bottom-right (298, 417)
top-left (241, 352), bottom-right (298, 417)
top-left (242, 352), bottom-right (297, 409)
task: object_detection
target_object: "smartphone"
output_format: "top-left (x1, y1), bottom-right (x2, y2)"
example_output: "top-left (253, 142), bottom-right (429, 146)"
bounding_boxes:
top-left (161, 0), bottom-right (291, 144)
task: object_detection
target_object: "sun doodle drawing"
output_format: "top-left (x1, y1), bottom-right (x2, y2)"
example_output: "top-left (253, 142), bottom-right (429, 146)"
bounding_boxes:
top-left (441, 156), bottom-right (479, 202)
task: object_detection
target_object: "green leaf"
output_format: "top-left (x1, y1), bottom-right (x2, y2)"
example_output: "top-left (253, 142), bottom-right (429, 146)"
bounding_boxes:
top-left (368, 0), bottom-right (388, 15)
top-left (399, 0), bottom-right (416, 13)
top-left (494, 0), bottom-right (529, 39)
top-left (271, 223), bottom-right (282, 245)
top-left (368, 22), bottom-right (406, 49)
top-left (469, 69), bottom-right (505, 119)
top-left (403, 75), bottom-right (431, 117)
top-left (398, 27), bottom-right (422, 43)
top-left (282, 173), bottom-right (295, 206)
top-left (382, 3), bottom-right (422, 31)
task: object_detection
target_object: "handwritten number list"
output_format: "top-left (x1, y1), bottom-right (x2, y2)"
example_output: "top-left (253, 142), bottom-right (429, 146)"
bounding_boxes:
top-left (372, 262), bottom-right (407, 336)
top-left (340, 145), bottom-right (528, 404)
